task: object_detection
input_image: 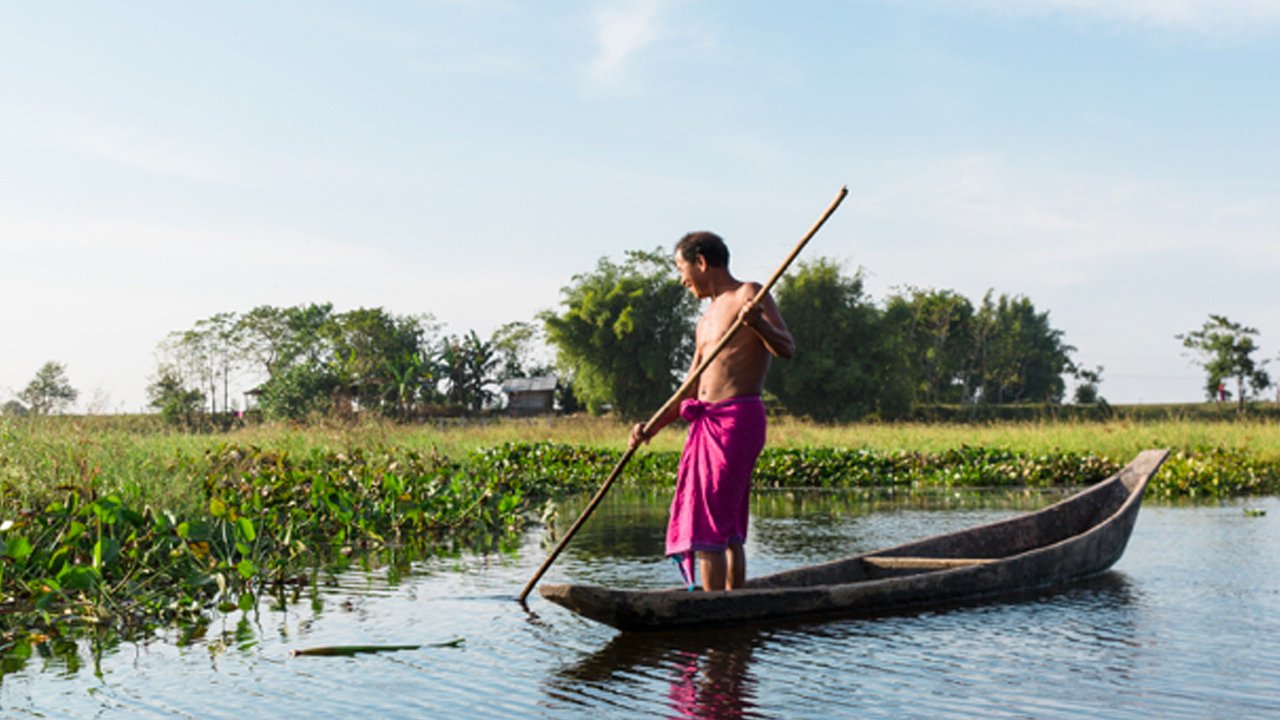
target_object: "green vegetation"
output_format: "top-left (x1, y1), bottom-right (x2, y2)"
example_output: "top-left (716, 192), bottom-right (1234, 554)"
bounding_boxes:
top-left (133, 252), bottom-right (1118, 428)
top-left (152, 304), bottom-right (513, 423)
top-left (2, 412), bottom-right (1279, 646)
top-left (541, 254), bottom-right (1082, 422)
top-left (16, 361), bottom-right (78, 416)
top-left (542, 249), bottom-right (697, 418)
top-left (1177, 314), bottom-right (1272, 411)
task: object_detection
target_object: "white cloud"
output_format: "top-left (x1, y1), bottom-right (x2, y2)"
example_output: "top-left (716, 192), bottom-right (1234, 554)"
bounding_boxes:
top-left (0, 216), bottom-right (378, 276)
top-left (946, 0), bottom-right (1280, 36)
top-left (855, 152), bottom-right (1280, 294)
top-left (585, 0), bottom-right (668, 88)
top-left (65, 127), bottom-right (245, 186)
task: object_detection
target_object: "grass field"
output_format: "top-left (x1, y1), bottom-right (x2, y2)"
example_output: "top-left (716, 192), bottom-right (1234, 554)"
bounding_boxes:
top-left (4, 411), bottom-right (1278, 509)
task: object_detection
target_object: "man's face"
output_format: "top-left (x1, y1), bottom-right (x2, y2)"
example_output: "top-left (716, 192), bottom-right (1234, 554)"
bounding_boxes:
top-left (674, 252), bottom-right (709, 299)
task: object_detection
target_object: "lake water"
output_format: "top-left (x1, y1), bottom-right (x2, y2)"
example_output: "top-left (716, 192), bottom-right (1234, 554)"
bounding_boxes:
top-left (3, 489), bottom-right (1278, 719)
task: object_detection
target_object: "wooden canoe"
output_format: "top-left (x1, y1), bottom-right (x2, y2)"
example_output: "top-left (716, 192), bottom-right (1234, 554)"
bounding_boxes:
top-left (539, 449), bottom-right (1168, 631)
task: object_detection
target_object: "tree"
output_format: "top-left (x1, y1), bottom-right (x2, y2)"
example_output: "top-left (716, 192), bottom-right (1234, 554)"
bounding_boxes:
top-left (441, 330), bottom-right (499, 411)
top-left (491, 321), bottom-right (553, 380)
top-left (1, 400), bottom-right (29, 417)
top-left (768, 259), bottom-right (911, 421)
top-left (19, 361), bottom-right (79, 415)
top-left (236, 303), bottom-right (338, 420)
top-left (157, 303), bottom-right (452, 422)
top-left (325, 307), bottom-right (434, 415)
top-left (147, 365), bottom-right (205, 427)
top-left (969, 292), bottom-right (1074, 404)
top-left (542, 249), bottom-right (697, 418)
top-left (163, 312), bottom-right (240, 415)
top-left (1177, 314), bottom-right (1271, 412)
top-left (1072, 364), bottom-right (1105, 405)
top-left (885, 287), bottom-right (975, 405)
top-left (235, 305), bottom-right (292, 377)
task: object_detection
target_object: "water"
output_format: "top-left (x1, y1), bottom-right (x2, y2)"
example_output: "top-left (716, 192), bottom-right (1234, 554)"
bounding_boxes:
top-left (3, 491), bottom-right (1278, 719)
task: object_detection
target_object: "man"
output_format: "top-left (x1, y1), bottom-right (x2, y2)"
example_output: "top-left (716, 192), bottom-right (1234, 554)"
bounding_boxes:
top-left (629, 231), bottom-right (795, 591)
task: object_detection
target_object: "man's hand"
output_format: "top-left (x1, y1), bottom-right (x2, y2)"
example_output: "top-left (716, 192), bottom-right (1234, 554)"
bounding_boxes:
top-left (628, 422), bottom-right (650, 450)
top-left (739, 299), bottom-right (764, 328)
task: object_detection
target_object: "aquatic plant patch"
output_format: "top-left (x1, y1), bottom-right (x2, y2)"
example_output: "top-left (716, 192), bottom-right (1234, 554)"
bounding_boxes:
top-left (0, 443), bottom-right (530, 645)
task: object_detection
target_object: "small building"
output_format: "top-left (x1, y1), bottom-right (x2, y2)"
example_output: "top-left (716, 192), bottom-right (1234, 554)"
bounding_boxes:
top-left (501, 376), bottom-right (557, 416)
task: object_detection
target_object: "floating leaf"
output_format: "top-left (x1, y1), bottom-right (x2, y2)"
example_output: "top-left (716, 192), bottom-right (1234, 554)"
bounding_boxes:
top-left (236, 517), bottom-right (256, 543)
top-left (4, 536), bottom-right (31, 562)
top-left (94, 538), bottom-right (121, 569)
top-left (65, 521), bottom-right (87, 543)
top-left (57, 565), bottom-right (99, 592)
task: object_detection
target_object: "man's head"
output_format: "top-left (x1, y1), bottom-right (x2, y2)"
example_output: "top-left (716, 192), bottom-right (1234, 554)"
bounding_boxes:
top-left (674, 231), bottom-right (729, 269)
top-left (674, 231), bottom-right (730, 299)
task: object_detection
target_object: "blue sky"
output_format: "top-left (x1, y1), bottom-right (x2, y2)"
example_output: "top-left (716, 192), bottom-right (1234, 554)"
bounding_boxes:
top-left (3, 1), bottom-right (1278, 412)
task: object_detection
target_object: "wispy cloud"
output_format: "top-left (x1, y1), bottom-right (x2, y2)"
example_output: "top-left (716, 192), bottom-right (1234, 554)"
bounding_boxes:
top-left (0, 217), bottom-right (381, 289)
top-left (585, 0), bottom-right (668, 88)
top-left (65, 127), bottom-right (243, 185)
top-left (857, 152), bottom-right (1280, 292)
top-left (946, 0), bottom-right (1280, 36)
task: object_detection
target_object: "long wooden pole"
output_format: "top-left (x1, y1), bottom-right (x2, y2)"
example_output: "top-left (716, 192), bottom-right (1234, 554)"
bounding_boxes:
top-left (518, 186), bottom-right (848, 604)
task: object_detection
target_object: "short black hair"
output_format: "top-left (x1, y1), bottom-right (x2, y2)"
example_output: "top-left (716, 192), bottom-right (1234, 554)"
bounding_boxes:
top-left (675, 231), bottom-right (729, 268)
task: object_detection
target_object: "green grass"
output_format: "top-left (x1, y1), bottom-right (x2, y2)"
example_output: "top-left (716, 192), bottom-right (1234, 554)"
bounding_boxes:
top-left (766, 416), bottom-right (1280, 461)
top-left (5, 411), bottom-right (1279, 512)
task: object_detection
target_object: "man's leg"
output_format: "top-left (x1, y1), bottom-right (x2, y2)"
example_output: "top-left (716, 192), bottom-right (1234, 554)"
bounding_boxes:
top-left (726, 543), bottom-right (746, 590)
top-left (698, 546), bottom-right (747, 591)
top-left (697, 550), bottom-right (727, 591)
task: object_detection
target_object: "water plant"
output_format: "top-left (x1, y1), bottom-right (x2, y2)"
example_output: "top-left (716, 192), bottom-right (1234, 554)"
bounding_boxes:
top-left (1, 442), bottom-right (531, 647)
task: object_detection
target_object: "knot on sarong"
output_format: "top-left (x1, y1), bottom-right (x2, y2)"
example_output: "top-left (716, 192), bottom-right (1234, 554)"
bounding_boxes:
top-left (679, 398), bottom-right (708, 422)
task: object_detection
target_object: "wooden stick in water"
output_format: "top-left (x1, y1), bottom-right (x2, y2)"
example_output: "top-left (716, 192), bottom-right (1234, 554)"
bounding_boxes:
top-left (290, 638), bottom-right (464, 657)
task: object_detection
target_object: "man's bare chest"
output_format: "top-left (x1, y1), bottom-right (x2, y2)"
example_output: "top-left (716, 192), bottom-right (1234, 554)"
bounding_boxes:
top-left (696, 304), bottom-right (741, 349)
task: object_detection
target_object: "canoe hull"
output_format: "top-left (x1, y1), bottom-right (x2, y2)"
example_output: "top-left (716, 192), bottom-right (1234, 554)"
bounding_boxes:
top-left (539, 449), bottom-right (1168, 631)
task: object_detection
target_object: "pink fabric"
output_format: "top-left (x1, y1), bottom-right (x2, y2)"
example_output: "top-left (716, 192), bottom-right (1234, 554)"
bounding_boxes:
top-left (666, 395), bottom-right (767, 582)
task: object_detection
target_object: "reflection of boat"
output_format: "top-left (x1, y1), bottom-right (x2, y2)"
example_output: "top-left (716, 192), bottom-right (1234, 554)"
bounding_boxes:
top-left (540, 450), bottom-right (1168, 631)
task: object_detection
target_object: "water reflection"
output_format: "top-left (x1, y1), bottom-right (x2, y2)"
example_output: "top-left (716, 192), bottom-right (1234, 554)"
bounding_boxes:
top-left (667, 645), bottom-right (757, 719)
top-left (550, 570), bottom-right (1142, 719)
top-left (555, 627), bottom-right (762, 719)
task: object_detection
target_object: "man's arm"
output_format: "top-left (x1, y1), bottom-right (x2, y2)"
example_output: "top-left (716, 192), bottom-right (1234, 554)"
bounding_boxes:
top-left (740, 288), bottom-right (795, 359)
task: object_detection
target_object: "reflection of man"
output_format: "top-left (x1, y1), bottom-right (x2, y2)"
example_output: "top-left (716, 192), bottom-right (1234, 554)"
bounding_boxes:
top-left (629, 231), bottom-right (794, 591)
top-left (669, 645), bottom-right (758, 718)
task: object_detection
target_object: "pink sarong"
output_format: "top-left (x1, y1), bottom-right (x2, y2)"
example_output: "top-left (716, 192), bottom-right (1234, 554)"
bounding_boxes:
top-left (666, 395), bottom-right (767, 585)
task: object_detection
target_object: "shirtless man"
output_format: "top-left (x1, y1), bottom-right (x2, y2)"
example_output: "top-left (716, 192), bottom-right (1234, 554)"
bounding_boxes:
top-left (630, 231), bottom-right (794, 591)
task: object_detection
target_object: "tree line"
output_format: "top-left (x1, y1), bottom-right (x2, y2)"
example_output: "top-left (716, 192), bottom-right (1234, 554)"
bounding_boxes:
top-left (548, 253), bottom-right (1274, 420)
top-left (144, 304), bottom-right (556, 426)
top-left (4, 251), bottom-right (1272, 422)
top-left (548, 251), bottom-right (1089, 422)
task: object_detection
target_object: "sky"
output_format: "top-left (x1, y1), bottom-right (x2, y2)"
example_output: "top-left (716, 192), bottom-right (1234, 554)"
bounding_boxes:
top-left (2, 0), bottom-right (1278, 413)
